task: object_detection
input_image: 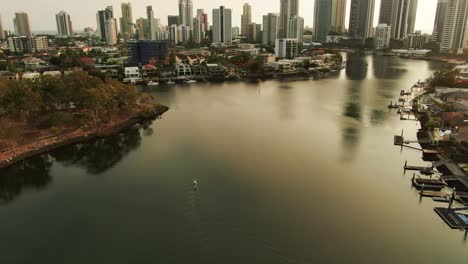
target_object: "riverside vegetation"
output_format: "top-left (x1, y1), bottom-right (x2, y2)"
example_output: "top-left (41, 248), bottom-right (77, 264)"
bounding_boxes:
top-left (0, 71), bottom-right (165, 158)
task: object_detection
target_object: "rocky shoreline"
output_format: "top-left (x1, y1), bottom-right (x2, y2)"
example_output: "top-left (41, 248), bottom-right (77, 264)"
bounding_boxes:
top-left (0, 104), bottom-right (169, 170)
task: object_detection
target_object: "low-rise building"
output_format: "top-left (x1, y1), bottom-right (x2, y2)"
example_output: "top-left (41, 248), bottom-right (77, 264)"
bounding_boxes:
top-left (275, 38), bottom-right (299, 59)
top-left (23, 57), bottom-right (46, 71)
top-left (124, 67), bottom-right (142, 83)
top-left (142, 64), bottom-right (158, 79)
top-left (374, 24), bottom-right (391, 49)
top-left (175, 64), bottom-right (192, 77)
top-left (407, 31), bottom-right (431, 49)
top-left (206, 63), bottom-right (227, 78)
top-left (22, 72), bottom-right (40, 80)
top-left (43, 71), bottom-right (62, 77)
top-left (0, 71), bottom-right (19, 81)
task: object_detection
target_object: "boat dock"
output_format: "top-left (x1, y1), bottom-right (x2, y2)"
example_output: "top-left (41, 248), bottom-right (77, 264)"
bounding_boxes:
top-left (434, 208), bottom-right (468, 230)
top-left (420, 190), bottom-right (450, 198)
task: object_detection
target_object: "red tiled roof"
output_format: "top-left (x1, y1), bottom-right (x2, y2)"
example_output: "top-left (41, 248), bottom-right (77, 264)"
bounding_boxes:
top-left (143, 64), bottom-right (156, 69)
top-left (441, 112), bottom-right (464, 123)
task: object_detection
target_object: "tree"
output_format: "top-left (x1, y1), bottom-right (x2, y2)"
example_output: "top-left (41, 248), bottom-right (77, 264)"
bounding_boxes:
top-left (426, 119), bottom-right (441, 130)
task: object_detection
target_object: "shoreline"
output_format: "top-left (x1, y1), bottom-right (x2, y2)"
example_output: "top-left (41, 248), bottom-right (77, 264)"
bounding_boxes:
top-left (331, 48), bottom-right (467, 64)
top-left (0, 104), bottom-right (169, 170)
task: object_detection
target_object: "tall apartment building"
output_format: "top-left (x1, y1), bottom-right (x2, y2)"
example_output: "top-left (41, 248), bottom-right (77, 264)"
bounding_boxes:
top-left (348, 0), bottom-right (375, 39)
top-left (313, 0), bottom-right (331, 43)
top-left (262, 13), bottom-right (279, 46)
top-left (241, 3), bottom-right (252, 37)
top-left (407, 0), bottom-right (418, 34)
top-left (247, 23), bottom-right (261, 43)
top-left (279, 0), bottom-right (299, 38)
top-left (97, 6), bottom-right (114, 42)
top-left (331, 0), bottom-right (347, 33)
top-left (440, 0), bottom-right (468, 54)
top-left (0, 15), bottom-right (4, 40)
top-left (194, 10), bottom-right (207, 43)
top-left (120, 2), bottom-right (134, 38)
top-left (8, 36), bottom-right (48, 53)
top-left (179, 0), bottom-right (193, 29)
top-left (56, 11), bottom-right (73, 37)
top-left (147, 6), bottom-right (156, 40)
top-left (105, 18), bottom-right (118, 45)
top-left (14, 12), bottom-right (31, 36)
top-left (212, 6), bottom-right (232, 44)
top-left (432, 0), bottom-right (449, 42)
top-left (288, 16), bottom-right (304, 43)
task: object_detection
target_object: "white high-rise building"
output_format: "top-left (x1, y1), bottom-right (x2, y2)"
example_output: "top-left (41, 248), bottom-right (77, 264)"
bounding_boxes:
top-left (288, 16), bottom-right (304, 43)
top-left (440, 0), bottom-right (468, 54)
top-left (179, 0), bottom-right (193, 29)
top-left (105, 18), bottom-right (118, 45)
top-left (407, 0), bottom-right (418, 34)
top-left (56, 11), bottom-right (73, 37)
top-left (241, 3), bottom-right (252, 37)
top-left (147, 6), bottom-right (156, 40)
top-left (275, 38), bottom-right (298, 59)
top-left (374, 24), bottom-right (391, 49)
top-left (432, 0), bottom-right (449, 42)
top-left (212, 6), bottom-right (232, 45)
top-left (262, 13), bottom-right (279, 45)
top-left (390, 0), bottom-right (411, 39)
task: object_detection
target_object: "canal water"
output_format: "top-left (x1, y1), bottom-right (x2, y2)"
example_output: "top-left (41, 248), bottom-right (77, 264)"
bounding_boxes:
top-left (1, 54), bottom-right (466, 263)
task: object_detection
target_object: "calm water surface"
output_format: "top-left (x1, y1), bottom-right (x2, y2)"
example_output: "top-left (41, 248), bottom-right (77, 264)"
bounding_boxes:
top-left (1, 54), bottom-right (466, 263)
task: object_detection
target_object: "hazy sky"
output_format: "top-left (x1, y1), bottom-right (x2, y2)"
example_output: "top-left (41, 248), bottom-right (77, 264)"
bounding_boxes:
top-left (2, 0), bottom-right (438, 33)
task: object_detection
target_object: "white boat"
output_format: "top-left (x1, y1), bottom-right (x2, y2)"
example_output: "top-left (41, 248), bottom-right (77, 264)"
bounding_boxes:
top-left (193, 180), bottom-right (198, 190)
top-left (147, 81), bottom-right (159, 86)
top-left (187, 80), bottom-right (197, 84)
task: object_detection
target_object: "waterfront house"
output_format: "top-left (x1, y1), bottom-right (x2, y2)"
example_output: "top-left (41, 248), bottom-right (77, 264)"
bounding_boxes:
top-left (206, 64), bottom-right (227, 79)
top-left (175, 64), bottom-right (193, 77)
top-left (0, 71), bottom-right (19, 81)
top-left (455, 64), bottom-right (468, 84)
top-left (191, 64), bottom-right (208, 76)
top-left (22, 72), bottom-right (40, 80)
top-left (142, 64), bottom-right (158, 79)
top-left (124, 67), bottom-right (142, 83)
top-left (94, 64), bottom-right (120, 79)
top-left (43, 71), bottom-right (62, 77)
top-left (442, 91), bottom-right (468, 103)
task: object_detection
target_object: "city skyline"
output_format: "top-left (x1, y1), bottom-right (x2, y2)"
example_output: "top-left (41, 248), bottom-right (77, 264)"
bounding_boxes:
top-left (2, 0), bottom-right (438, 34)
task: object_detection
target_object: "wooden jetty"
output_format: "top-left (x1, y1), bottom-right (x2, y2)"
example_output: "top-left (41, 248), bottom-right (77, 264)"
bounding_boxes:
top-left (404, 161), bottom-right (434, 175)
top-left (420, 190), bottom-right (450, 198)
top-left (388, 101), bottom-right (399, 109)
top-left (412, 174), bottom-right (446, 191)
top-left (434, 208), bottom-right (468, 230)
